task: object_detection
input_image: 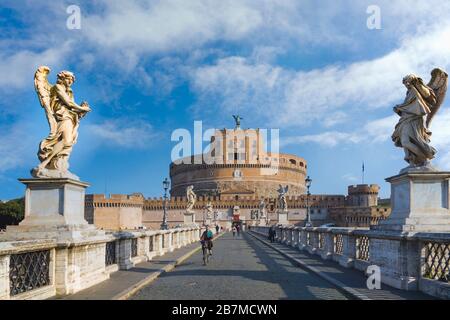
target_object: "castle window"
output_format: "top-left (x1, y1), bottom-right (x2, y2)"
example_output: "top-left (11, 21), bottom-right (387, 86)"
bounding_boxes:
top-left (289, 159), bottom-right (296, 165)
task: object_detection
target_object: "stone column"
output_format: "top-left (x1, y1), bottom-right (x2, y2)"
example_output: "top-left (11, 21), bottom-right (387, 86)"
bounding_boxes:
top-left (339, 232), bottom-right (356, 268)
top-left (0, 255), bottom-right (9, 300)
top-left (299, 229), bottom-right (307, 251)
top-left (292, 228), bottom-right (300, 247)
top-left (307, 230), bottom-right (319, 255)
top-left (321, 230), bottom-right (334, 260)
top-left (118, 238), bottom-right (133, 270)
top-left (369, 232), bottom-right (421, 290)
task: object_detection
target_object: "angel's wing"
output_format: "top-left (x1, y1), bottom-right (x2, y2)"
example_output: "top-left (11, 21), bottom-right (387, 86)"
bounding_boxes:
top-left (34, 66), bottom-right (52, 110)
top-left (426, 68), bottom-right (448, 128)
top-left (284, 185), bottom-right (289, 193)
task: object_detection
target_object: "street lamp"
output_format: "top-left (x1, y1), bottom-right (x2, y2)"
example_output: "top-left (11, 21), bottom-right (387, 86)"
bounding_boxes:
top-left (305, 176), bottom-right (312, 227)
top-left (160, 178), bottom-right (170, 230)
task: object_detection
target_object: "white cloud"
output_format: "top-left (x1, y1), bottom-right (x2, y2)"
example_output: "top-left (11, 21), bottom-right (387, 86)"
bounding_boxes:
top-left (342, 173), bottom-right (359, 183)
top-left (86, 119), bottom-right (159, 149)
top-left (282, 131), bottom-right (362, 148)
top-left (0, 42), bottom-right (72, 90)
top-left (281, 114), bottom-right (398, 147)
top-left (191, 22), bottom-right (450, 128)
top-left (82, 0), bottom-right (264, 53)
top-left (0, 123), bottom-right (36, 172)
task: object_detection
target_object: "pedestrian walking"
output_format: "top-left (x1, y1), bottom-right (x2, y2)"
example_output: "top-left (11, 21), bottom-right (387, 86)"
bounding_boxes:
top-left (268, 225), bottom-right (275, 243)
top-left (232, 226), bottom-right (237, 237)
top-left (236, 225), bottom-right (241, 237)
top-left (215, 224), bottom-right (220, 234)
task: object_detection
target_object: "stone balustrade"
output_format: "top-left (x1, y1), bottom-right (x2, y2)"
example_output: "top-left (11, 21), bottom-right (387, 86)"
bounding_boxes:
top-left (253, 225), bottom-right (450, 300)
top-left (0, 226), bottom-right (200, 300)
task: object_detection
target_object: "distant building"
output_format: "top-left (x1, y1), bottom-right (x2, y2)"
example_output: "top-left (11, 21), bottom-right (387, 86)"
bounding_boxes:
top-left (85, 122), bottom-right (391, 230)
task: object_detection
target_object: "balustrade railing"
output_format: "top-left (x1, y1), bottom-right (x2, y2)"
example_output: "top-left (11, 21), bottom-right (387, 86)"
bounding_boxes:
top-left (105, 241), bottom-right (117, 266)
top-left (422, 241), bottom-right (450, 283)
top-left (334, 234), bottom-right (343, 255)
top-left (318, 233), bottom-right (325, 249)
top-left (250, 225), bottom-right (450, 300)
top-left (356, 236), bottom-right (370, 261)
top-left (1, 226), bottom-right (200, 300)
top-left (131, 238), bottom-right (138, 258)
top-left (9, 250), bottom-right (51, 296)
top-left (149, 235), bottom-right (154, 252)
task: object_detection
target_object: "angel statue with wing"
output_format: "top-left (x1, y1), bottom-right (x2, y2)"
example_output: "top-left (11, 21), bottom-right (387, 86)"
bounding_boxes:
top-left (32, 66), bottom-right (91, 180)
top-left (277, 185), bottom-right (289, 212)
top-left (392, 68), bottom-right (448, 170)
top-left (186, 185), bottom-right (197, 213)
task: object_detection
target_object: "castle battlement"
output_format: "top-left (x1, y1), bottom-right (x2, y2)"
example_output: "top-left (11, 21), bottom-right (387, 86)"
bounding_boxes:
top-left (348, 184), bottom-right (380, 194)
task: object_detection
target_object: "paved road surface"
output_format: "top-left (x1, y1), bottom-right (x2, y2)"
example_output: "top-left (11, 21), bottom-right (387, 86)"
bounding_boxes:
top-left (131, 232), bottom-right (351, 300)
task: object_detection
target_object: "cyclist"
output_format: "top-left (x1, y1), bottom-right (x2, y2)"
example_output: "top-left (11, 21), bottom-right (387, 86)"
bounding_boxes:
top-left (200, 225), bottom-right (214, 263)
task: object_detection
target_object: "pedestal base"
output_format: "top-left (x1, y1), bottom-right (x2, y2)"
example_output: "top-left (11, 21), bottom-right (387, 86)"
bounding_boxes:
top-left (1, 178), bottom-right (106, 242)
top-left (374, 171), bottom-right (450, 232)
top-left (258, 218), bottom-right (267, 226)
top-left (184, 212), bottom-right (196, 226)
top-left (1, 178), bottom-right (110, 296)
top-left (277, 211), bottom-right (289, 225)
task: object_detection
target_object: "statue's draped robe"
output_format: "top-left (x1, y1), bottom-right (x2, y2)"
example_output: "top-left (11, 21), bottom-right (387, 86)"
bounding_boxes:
top-left (38, 83), bottom-right (80, 169)
top-left (392, 86), bottom-right (436, 165)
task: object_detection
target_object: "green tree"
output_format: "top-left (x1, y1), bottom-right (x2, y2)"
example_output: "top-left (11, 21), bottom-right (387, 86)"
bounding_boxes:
top-left (0, 198), bottom-right (25, 229)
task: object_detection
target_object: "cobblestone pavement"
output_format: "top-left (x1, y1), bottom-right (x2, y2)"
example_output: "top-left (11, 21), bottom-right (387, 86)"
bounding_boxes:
top-left (249, 232), bottom-right (433, 300)
top-left (131, 232), bottom-right (351, 300)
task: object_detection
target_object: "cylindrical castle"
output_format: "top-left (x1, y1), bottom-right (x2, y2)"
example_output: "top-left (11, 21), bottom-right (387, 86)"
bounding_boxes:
top-left (170, 127), bottom-right (307, 198)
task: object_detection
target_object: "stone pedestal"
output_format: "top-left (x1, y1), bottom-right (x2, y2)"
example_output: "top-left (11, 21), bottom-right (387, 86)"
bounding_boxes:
top-left (205, 218), bottom-right (212, 226)
top-left (3, 179), bottom-right (105, 241)
top-left (1, 178), bottom-right (110, 296)
top-left (184, 212), bottom-right (195, 225)
top-left (277, 210), bottom-right (289, 225)
top-left (374, 171), bottom-right (450, 232)
top-left (370, 170), bottom-right (450, 290)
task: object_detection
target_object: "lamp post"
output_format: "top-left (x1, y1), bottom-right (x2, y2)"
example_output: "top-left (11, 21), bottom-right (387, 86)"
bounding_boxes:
top-left (161, 178), bottom-right (170, 230)
top-left (305, 176), bottom-right (312, 227)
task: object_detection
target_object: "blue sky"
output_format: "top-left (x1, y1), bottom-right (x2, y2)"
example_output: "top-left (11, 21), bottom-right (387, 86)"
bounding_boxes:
top-left (1, 0), bottom-right (450, 200)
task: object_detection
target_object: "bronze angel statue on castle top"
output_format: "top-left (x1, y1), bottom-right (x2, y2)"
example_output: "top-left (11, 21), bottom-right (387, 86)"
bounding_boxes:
top-left (32, 66), bottom-right (91, 180)
top-left (392, 68), bottom-right (448, 170)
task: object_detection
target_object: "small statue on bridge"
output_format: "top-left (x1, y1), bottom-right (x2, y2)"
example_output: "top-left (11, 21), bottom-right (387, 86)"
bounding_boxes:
top-left (205, 201), bottom-right (213, 219)
top-left (277, 185), bottom-right (289, 212)
top-left (259, 198), bottom-right (267, 218)
top-left (186, 185), bottom-right (196, 213)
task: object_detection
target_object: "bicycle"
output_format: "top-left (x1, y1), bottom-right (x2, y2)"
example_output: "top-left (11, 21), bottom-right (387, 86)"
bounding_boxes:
top-left (201, 240), bottom-right (212, 265)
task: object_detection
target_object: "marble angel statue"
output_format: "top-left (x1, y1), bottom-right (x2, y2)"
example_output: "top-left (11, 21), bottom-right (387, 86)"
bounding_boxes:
top-left (392, 68), bottom-right (448, 169)
top-left (32, 66), bottom-right (91, 180)
top-left (205, 201), bottom-right (213, 219)
top-left (258, 198), bottom-right (266, 218)
top-left (186, 185), bottom-right (197, 213)
top-left (277, 185), bottom-right (289, 212)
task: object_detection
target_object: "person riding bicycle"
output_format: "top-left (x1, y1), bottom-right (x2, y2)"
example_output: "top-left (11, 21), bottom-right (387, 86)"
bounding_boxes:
top-left (200, 225), bottom-right (214, 256)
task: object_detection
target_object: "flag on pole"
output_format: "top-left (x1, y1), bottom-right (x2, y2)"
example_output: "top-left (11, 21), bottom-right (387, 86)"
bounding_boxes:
top-left (362, 161), bottom-right (365, 184)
